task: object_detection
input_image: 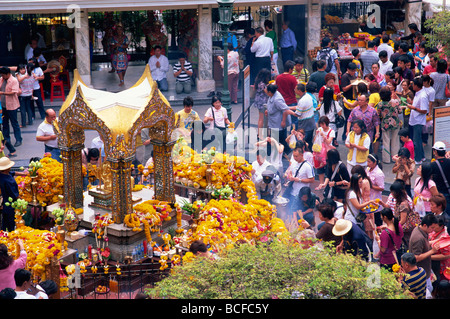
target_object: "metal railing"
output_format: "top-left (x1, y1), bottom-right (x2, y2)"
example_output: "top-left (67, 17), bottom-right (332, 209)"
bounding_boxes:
top-left (60, 259), bottom-right (167, 299)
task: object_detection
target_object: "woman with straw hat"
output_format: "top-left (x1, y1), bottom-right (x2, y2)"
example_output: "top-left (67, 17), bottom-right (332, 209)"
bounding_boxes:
top-left (0, 157), bottom-right (19, 231)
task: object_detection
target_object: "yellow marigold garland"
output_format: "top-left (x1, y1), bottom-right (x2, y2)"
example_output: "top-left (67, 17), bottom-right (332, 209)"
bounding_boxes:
top-left (15, 154), bottom-right (64, 206)
top-left (0, 226), bottom-right (64, 280)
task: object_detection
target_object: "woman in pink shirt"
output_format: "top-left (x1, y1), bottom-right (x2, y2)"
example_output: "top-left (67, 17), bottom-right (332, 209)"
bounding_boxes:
top-left (376, 207), bottom-right (404, 271)
top-left (0, 239), bottom-right (27, 291)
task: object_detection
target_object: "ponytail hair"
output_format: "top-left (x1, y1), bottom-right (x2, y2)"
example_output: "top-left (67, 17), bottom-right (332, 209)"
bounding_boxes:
top-left (381, 207), bottom-right (400, 236)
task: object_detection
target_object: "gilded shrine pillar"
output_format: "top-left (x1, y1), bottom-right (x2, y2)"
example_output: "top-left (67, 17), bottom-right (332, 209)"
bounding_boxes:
top-left (60, 146), bottom-right (84, 209)
top-left (151, 139), bottom-right (176, 204)
top-left (109, 157), bottom-right (134, 224)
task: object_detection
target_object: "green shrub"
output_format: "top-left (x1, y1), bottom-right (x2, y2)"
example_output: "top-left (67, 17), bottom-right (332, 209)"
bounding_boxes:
top-left (146, 238), bottom-right (413, 299)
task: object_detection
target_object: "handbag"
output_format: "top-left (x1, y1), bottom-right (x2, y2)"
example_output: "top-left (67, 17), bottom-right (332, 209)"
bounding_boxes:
top-left (313, 129), bottom-right (331, 169)
top-left (347, 200), bottom-right (367, 223)
top-left (211, 107), bottom-right (227, 134)
top-left (333, 100), bottom-right (345, 128)
top-left (397, 201), bottom-right (420, 233)
top-left (323, 161), bottom-right (342, 199)
top-left (282, 160), bottom-right (306, 198)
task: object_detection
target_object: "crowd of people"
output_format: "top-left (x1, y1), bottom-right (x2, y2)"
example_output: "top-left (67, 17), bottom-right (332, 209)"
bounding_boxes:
top-left (242, 22), bottom-right (450, 299)
top-left (2, 19), bottom-right (450, 299)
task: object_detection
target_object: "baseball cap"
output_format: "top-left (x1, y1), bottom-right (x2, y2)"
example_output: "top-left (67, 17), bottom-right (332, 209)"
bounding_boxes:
top-left (433, 141), bottom-right (446, 151)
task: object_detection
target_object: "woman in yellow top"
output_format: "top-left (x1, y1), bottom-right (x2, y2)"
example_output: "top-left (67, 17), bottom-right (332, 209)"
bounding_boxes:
top-left (345, 119), bottom-right (371, 173)
top-left (174, 96), bottom-right (200, 142)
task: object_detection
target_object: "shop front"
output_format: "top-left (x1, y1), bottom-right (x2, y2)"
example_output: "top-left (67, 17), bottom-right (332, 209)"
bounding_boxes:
top-left (306, 1), bottom-right (416, 73)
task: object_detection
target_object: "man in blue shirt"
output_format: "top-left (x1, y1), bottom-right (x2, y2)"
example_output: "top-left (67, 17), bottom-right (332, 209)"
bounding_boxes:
top-left (279, 21), bottom-right (297, 66)
top-left (227, 24), bottom-right (238, 51)
top-left (400, 253), bottom-right (427, 299)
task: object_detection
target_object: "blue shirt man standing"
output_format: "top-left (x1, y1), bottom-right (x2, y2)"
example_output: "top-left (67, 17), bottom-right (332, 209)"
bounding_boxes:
top-left (279, 21), bottom-right (297, 65)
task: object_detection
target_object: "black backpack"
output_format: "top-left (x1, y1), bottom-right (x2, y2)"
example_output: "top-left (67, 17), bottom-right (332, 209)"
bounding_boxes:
top-left (318, 48), bottom-right (333, 73)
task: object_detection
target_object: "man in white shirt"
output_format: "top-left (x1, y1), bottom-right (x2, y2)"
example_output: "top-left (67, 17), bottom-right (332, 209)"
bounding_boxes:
top-left (36, 108), bottom-right (61, 162)
top-left (378, 50), bottom-right (393, 76)
top-left (295, 83), bottom-right (316, 150)
top-left (377, 35), bottom-right (394, 61)
top-left (14, 269), bottom-right (36, 299)
top-left (250, 26), bottom-right (274, 79)
top-left (285, 146), bottom-right (315, 216)
top-left (408, 77), bottom-right (429, 165)
top-left (148, 45), bottom-right (169, 91)
top-left (24, 37), bottom-right (38, 61)
top-left (91, 134), bottom-right (106, 160)
top-left (251, 149), bottom-right (272, 185)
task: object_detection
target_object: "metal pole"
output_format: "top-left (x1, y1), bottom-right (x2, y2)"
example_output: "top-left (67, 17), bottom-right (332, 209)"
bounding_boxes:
top-left (221, 29), bottom-right (232, 121)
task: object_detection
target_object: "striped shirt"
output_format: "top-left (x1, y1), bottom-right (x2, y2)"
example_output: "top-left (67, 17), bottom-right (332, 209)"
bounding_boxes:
top-left (173, 61), bottom-right (193, 82)
top-left (19, 75), bottom-right (36, 96)
top-left (295, 92), bottom-right (316, 131)
top-left (402, 267), bottom-right (427, 299)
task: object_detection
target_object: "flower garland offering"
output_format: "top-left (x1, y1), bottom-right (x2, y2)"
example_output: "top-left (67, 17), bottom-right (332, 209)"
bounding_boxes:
top-left (124, 213), bottom-right (142, 231)
top-left (172, 140), bottom-right (252, 193)
top-left (188, 195), bottom-right (283, 252)
top-left (92, 214), bottom-right (114, 263)
top-left (392, 263), bottom-right (401, 273)
top-left (0, 226), bottom-right (64, 279)
top-left (15, 154), bottom-right (64, 206)
top-left (132, 184), bottom-right (145, 192)
top-left (159, 254), bottom-right (169, 270)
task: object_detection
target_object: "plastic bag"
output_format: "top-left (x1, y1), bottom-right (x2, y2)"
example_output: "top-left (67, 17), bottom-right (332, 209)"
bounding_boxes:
top-left (226, 131), bottom-right (238, 145)
top-left (313, 143), bottom-right (327, 169)
top-left (415, 196), bottom-right (426, 218)
top-left (289, 134), bottom-right (297, 149)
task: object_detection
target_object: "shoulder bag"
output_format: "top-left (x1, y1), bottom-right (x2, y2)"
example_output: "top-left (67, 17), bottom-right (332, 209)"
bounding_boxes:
top-left (346, 197), bottom-right (367, 223)
top-left (323, 161), bottom-right (342, 198)
top-left (435, 159), bottom-right (450, 194)
top-left (282, 160), bottom-right (306, 198)
top-left (210, 107), bottom-right (227, 135)
top-left (385, 228), bottom-right (406, 264)
top-left (333, 100), bottom-right (345, 128)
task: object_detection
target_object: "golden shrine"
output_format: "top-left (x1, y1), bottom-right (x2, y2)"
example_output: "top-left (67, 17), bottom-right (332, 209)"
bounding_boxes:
top-left (53, 65), bottom-right (176, 224)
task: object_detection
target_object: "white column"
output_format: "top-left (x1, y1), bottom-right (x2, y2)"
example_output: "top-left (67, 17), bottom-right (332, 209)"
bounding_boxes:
top-left (196, 5), bottom-right (216, 93)
top-left (74, 9), bottom-right (92, 86)
top-left (306, 0), bottom-right (322, 69)
top-left (404, 1), bottom-right (422, 34)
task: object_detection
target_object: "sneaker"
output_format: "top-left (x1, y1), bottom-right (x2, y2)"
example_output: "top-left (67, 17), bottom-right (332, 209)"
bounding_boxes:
top-left (207, 91), bottom-right (215, 97)
top-left (415, 160), bottom-right (422, 165)
top-left (14, 141), bottom-right (22, 147)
